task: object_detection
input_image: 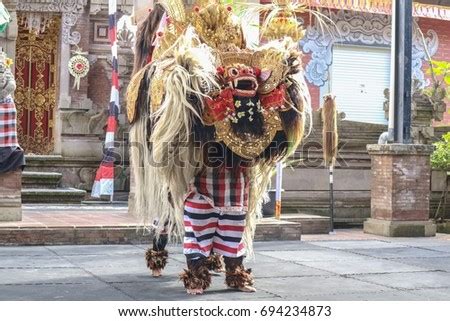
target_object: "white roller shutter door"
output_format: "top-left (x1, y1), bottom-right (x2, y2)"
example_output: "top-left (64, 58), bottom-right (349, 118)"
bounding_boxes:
top-left (330, 45), bottom-right (390, 124)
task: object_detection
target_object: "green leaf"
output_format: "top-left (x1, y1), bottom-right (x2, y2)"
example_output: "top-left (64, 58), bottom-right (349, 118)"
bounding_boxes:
top-left (444, 74), bottom-right (450, 86)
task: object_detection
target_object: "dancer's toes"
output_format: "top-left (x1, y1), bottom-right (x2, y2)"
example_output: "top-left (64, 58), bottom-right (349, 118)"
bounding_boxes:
top-left (227, 284), bottom-right (256, 292)
top-left (238, 285), bottom-right (256, 293)
top-left (152, 269), bottom-right (162, 277)
top-left (186, 288), bottom-right (204, 295)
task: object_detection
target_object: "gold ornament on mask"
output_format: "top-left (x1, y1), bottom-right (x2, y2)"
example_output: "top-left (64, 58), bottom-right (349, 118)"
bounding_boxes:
top-left (188, 2), bottom-right (245, 49)
top-left (246, 0), bottom-right (308, 42)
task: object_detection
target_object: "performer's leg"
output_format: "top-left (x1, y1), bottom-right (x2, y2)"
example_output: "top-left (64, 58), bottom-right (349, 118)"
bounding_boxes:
top-left (205, 251), bottom-right (225, 273)
top-left (214, 212), bottom-right (256, 292)
top-left (180, 194), bottom-right (217, 294)
top-left (223, 256), bottom-right (255, 292)
top-left (145, 233), bottom-right (168, 277)
top-left (181, 254), bottom-right (211, 295)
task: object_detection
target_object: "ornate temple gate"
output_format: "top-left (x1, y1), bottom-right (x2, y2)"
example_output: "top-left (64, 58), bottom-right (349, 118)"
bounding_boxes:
top-left (14, 14), bottom-right (60, 154)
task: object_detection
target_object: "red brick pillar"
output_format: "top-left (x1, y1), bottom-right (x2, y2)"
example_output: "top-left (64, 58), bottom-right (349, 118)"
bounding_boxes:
top-left (364, 144), bottom-right (436, 237)
top-left (0, 170), bottom-right (22, 221)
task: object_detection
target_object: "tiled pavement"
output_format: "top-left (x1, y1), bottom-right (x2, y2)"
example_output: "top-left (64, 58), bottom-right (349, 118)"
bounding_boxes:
top-left (1, 231), bottom-right (450, 301)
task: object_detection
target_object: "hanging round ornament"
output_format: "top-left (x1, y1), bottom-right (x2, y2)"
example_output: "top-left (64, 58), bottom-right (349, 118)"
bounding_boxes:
top-left (68, 48), bottom-right (90, 90)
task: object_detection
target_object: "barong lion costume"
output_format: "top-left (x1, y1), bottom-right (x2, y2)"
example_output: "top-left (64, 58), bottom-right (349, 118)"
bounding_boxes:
top-left (128, 0), bottom-right (311, 294)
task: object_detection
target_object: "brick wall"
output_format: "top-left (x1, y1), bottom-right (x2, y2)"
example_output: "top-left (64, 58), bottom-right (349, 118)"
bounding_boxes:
top-left (370, 151), bottom-right (431, 221)
top-left (88, 61), bottom-right (111, 110)
top-left (0, 170), bottom-right (22, 221)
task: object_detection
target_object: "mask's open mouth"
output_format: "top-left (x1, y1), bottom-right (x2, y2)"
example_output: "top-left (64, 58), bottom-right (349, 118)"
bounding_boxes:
top-left (230, 77), bottom-right (258, 97)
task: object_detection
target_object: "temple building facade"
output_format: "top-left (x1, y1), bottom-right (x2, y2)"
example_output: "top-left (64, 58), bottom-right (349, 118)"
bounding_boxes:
top-left (0, 0), bottom-right (449, 221)
top-left (1, 0), bottom-right (135, 202)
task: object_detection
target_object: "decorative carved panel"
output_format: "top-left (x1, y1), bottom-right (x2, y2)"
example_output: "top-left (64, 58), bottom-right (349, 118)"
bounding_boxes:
top-left (17, 0), bottom-right (87, 45)
top-left (300, 10), bottom-right (439, 87)
top-left (16, 0), bottom-right (86, 13)
top-left (15, 14), bottom-right (60, 154)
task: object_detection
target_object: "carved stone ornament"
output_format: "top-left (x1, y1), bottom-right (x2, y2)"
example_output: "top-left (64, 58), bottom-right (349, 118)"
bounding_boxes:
top-left (16, 1), bottom-right (87, 45)
top-left (16, 0), bottom-right (86, 13)
top-left (300, 10), bottom-right (439, 87)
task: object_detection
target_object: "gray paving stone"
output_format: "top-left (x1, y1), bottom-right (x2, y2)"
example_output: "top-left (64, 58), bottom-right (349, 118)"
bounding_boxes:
top-left (299, 257), bottom-right (431, 275)
top-left (0, 268), bottom-right (100, 285)
top-left (62, 253), bottom-right (151, 268)
top-left (0, 256), bottom-right (75, 268)
top-left (262, 249), bottom-right (364, 262)
top-left (0, 246), bottom-right (54, 257)
top-left (246, 262), bottom-right (332, 278)
top-left (256, 275), bottom-right (390, 299)
top-left (391, 257), bottom-right (450, 273)
top-left (135, 244), bottom-right (183, 254)
top-left (115, 279), bottom-right (276, 301)
top-left (169, 252), bottom-right (282, 265)
top-left (291, 290), bottom-right (426, 301)
top-left (309, 240), bottom-right (405, 250)
top-left (247, 253), bottom-right (289, 263)
top-left (253, 241), bottom-right (321, 251)
top-left (351, 271), bottom-right (450, 290)
top-left (388, 239), bottom-right (450, 247)
top-left (86, 261), bottom-right (186, 283)
top-left (0, 283), bottom-right (131, 300)
top-left (47, 245), bottom-right (142, 256)
top-left (409, 287), bottom-right (450, 300)
top-left (2, 237), bottom-right (450, 300)
top-left (413, 245), bottom-right (450, 253)
top-left (349, 247), bottom-right (450, 259)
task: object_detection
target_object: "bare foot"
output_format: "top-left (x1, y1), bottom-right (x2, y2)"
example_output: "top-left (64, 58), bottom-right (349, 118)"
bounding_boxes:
top-left (229, 285), bottom-right (256, 293)
top-left (152, 269), bottom-right (162, 277)
top-left (186, 288), bottom-right (204, 295)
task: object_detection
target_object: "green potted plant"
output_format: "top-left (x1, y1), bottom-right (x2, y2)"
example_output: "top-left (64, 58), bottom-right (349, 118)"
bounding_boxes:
top-left (424, 58), bottom-right (450, 232)
top-left (431, 132), bottom-right (450, 232)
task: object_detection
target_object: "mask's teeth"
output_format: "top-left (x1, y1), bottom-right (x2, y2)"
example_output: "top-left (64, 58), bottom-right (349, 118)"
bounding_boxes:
top-left (234, 79), bottom-right (239, 88)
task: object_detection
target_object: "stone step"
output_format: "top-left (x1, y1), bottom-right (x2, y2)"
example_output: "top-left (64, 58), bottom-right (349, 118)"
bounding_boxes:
top-left (0, 227), bottom-right (151, 246)
top-left (0, 217), bottom-right (301, 245)
top-left (22, 188), bottom-right (87, 204)
top-left (22, 171), bottom-right (62, 189)
top-left (254, 218), bottom-right (302, 241)
top-left (282, 213), bottom-right (331, 234)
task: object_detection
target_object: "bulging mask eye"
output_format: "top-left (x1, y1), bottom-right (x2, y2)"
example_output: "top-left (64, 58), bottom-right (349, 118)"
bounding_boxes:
top-left (228, 68), bottom-right (239, 77)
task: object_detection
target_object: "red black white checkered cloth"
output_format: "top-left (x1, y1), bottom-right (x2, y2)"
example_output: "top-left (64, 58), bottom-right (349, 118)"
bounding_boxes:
top-left (189, 166), bottom-right (250, 212)
top-left (0, 99), bottom-right (19, 148)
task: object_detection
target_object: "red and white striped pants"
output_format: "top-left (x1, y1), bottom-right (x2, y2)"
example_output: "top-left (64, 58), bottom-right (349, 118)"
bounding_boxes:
top-left (183, 192), bottom-right (246, 258)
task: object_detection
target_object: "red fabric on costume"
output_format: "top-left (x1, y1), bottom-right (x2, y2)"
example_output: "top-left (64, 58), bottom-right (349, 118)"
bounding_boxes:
top-left (260, 84), bottom-right (286, 110)
top-left (204, 88), bottom-right (235, 122)
top-left (189, 166), bottom-right (249, 212)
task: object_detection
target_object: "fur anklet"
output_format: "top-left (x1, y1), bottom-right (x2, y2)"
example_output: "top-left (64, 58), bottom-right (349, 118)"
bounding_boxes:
top-left (205, 253), bottom-right (224, 272)
top-left (225, 266), bottom-right (254, 288)
top-left (145, 249), bottom-right (168, 271)
top-left (179, 265), bottom-right (211, 291)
